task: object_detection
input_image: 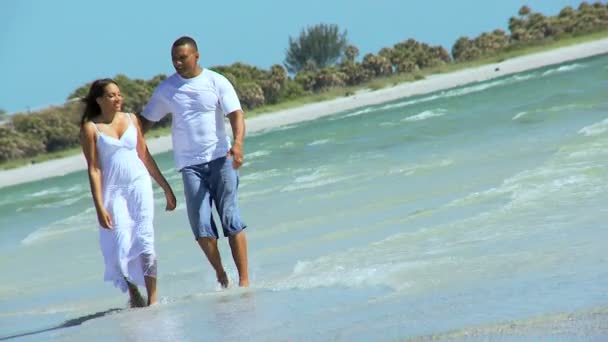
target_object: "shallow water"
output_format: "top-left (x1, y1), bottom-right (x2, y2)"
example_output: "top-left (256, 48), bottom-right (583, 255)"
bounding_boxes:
top-left (1, 54), bottom-right (608, 341)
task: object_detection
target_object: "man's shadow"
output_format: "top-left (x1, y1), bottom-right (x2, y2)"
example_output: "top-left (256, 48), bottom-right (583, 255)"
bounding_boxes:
top-left (0, 308), bottom-right (122, 341)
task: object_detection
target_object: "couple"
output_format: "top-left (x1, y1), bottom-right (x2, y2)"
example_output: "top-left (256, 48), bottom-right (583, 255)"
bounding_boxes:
top-left (80, 36), bottom-right (249, 307)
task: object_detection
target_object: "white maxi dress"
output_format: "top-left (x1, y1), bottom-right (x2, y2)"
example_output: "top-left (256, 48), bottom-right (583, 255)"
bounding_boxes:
top-left (93, 113), bottom-right (156, 292)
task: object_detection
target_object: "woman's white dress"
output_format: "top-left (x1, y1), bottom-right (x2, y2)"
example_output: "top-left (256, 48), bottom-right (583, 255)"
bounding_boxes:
top-left (94, 113), bottom-right (156, 292)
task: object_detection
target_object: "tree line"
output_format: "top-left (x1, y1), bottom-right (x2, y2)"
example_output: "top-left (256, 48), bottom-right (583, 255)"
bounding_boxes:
top-left (1, 2), bottom-right (607, 164)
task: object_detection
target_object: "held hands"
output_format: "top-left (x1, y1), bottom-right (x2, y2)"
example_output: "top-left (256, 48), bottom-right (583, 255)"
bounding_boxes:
top-left (227, 141), bottom-right (244, 169)
top-left (97, 208), bottom-right (113, 229)
top-left (165, 188), bottom-right (177, 211)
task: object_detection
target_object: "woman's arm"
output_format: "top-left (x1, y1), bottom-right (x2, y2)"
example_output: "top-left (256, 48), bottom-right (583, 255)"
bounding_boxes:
top-left (131, 114), bottom-right (177, 211)
top-left (80, 123), bottom-right (113, 228)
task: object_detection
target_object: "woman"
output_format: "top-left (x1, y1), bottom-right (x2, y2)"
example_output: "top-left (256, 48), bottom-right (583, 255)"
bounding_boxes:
top-left (80, 78), bottom-right (176, 307)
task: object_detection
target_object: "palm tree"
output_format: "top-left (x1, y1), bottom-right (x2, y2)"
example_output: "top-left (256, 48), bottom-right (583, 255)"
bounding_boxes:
top-left (261, 64), bottom-right (288, 104)
top-left (361, 54), bottom-right (392, 77)
top-left (313, 68), bottom-right (347, 92)
top-left (339, 61), bottom-right (371, 86)
top-left (236, 82), bottom-right (265, 109)
top-left (452, 36), bottom-right (473, 61)
top-left (343, 45), bottom-right (360, 63)
top-left (284, 23), bottom-right (348, 74)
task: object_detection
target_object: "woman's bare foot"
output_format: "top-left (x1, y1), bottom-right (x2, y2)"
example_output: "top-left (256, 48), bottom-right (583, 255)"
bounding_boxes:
top-left (217, 271), bottom-right (229, 288)
top-left (128, 292), bottom-right (146, 308)
top-left (147, 296), bottom-right (157, 306)
top-left (127, 281), bottom-right (146, 308)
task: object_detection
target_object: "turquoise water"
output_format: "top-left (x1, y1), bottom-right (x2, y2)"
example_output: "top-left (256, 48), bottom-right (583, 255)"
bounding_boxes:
top-left (2, 55), bottom-right (608, 341)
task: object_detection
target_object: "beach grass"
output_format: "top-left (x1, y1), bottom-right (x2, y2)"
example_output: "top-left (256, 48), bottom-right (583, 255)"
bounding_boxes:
top-left (247, 31), bottom-right (608, 118)
top-left (1, 32), bottom-right (607, 172)
top-left (0, 147), bottom-right (83, 170)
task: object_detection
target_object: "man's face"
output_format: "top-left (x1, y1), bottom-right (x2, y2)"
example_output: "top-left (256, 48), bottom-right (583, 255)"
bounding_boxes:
top-left (171, 44), bottom-right (199, 78)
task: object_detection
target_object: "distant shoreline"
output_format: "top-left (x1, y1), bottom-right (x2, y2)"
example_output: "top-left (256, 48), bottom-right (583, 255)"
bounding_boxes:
top-left (1, 37), bottom-right (608, 189)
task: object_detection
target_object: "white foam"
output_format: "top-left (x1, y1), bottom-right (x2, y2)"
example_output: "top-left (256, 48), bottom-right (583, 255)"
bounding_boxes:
top-left (293, 168), bottom-right (324, 183)
top-left (246, 150), bottom-right (271, 159)
top-left (270, 258), bottom-right (416, 291)
top-left (27, 187), bottom-right (63, 198)
top-left (21, 208), bottom-right (95, 245)
top-left (240, 169), bottom-right (282, 182)
top-left (338, 107), bottom-right (375, 119)
top-left (513, 103), bottom-right (592, 121)
top-left (307, 139), bottom-right (331, 146)
top-left (260, 123), bottom-right (299, 133)
top-left (402, 108), bottom-right (446, 122)
top-left (440, 74), bottom-right (535, 98)
top-left (239, 187), bottom-right (281, 200)
top-left (332, 73), bottom-right (539, 123)
top-left (567, 141), bottom-right (608, 159)
top-left (280, 141), bottom-right (295, 148)
top-left (450, 136), bottom-right (606, 210)
top-left (281, 173), bottom-right (354, 192)
top-left (332, 95), bottom-right (442, 121)
top-left (512, 111), bottom-right (528, 120)
top-left (545, 104), bottom-right (583, 113)
top-left (447, 187), bottom-right (503, 207)
top-left (30, 193), bottom-right (90, 209)
top-left (579, 118), bottom-right (608, 136)
top-left (496, 161), bottom-right (598, 211)
top-left (378, 94), bottom-right (442, 111)
top-left (541, 63), bottom-right (583, 76)
top-left (386, 159), bottom-right (453, 176)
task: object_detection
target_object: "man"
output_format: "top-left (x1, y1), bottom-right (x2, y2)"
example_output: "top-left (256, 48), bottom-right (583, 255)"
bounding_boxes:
top-left (139, 36), bottom-right (248, 288)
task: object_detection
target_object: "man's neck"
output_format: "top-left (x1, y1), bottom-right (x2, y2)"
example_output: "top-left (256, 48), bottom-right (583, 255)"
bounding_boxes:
top-left (182, 66), bottom-right (203, 79)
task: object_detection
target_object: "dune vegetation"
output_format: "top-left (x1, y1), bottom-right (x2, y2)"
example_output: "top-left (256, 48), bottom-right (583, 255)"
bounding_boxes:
top-left (1, 2), bottom-right (608, 169)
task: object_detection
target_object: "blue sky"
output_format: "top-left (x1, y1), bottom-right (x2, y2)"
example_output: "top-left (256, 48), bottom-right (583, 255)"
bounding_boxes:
top-left (0, 0), bottom-right (584, 114)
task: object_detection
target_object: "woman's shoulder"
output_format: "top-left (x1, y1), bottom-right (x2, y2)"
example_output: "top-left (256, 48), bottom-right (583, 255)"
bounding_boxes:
top-left (80, 120), bottom-right (98, 139)
top-left (81, 120), bottom-right (97, 130)
top-left (123, 112), bottom-right (139, 122)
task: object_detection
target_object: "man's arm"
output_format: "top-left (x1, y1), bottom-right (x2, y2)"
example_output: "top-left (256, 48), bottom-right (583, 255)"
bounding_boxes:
top-left (227, 109), bottom-right (246, 169)
top-left (136, 113), bottom-right (155, 135)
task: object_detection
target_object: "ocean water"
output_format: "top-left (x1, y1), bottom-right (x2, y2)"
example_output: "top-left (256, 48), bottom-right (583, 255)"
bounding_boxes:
top-left (1, 54), bottom-right (608, 341)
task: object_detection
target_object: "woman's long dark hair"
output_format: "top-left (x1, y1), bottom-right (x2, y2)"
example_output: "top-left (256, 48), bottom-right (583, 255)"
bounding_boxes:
top-left (80, 78), bottom-right (118, 126)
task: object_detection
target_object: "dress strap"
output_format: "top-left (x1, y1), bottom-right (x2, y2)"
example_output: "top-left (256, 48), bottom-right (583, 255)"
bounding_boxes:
top-left (125, 112), bottom-right (133, 125)
top-left (90, 121), bottom-right (101, 132)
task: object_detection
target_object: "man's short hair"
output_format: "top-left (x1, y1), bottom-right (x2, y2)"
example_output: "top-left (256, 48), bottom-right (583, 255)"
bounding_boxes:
top-left (172, 36), bottom-right (198, 51)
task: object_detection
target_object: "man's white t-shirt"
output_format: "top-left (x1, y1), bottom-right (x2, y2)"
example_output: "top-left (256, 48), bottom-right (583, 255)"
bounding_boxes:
top-left (141, 69), bottom-right (242, 170)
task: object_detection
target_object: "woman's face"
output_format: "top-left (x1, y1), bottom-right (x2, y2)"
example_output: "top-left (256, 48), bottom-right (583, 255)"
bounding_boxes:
top-left (97, 83), bottom-right (123, 114)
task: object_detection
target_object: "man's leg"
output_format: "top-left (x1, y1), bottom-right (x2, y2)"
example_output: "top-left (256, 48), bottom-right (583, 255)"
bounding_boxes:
top-left (210, 156), bottom-right (249, 287)
top-left (197, 237), bottom-right (229, 288)
top-left (229, 231), bottom-right (249, 287)
top-left (182, 164), bottom-right (228, 288)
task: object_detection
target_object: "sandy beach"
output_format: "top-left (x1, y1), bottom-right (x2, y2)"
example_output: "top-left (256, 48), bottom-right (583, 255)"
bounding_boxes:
top-left (1, 37), bottom-right (607, 189)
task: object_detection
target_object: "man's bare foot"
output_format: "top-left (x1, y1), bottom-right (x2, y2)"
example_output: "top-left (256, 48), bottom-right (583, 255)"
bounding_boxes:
top-left (217, 271), bottom-right (229, 288)
top-left (239, 279), bottom-right (249, 287)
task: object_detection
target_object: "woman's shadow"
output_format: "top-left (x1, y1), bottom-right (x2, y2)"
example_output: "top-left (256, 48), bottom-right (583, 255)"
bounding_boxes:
top-left (0, 308), bottom-right (122, 341)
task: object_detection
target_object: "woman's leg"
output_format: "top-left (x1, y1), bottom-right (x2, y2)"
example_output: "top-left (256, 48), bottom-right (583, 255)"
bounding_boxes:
top-left (126, 279), bottom-right (146, 308)
top-left (142, 254), bottom-right (158, 306)
top-left (144, 276), bottom-right (157, 306)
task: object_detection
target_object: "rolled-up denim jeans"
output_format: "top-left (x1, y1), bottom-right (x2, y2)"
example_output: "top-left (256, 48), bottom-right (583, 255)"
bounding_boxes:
top-left (181, 156), bottom-right (247, 239)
